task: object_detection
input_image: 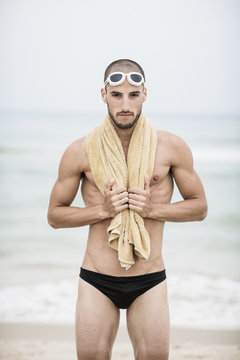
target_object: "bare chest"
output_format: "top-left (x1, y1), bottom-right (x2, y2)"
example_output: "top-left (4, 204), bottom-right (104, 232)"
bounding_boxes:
top-left (149, 150), bottom-right (173, 203)
top-left (81, 144), bottom-right (173, 206)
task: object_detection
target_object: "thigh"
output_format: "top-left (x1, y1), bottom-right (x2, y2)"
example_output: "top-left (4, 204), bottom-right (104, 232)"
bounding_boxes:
top-left (126, 279), bottom-right (170, 359)
top-left (75, 278), bottom-right (120, 359)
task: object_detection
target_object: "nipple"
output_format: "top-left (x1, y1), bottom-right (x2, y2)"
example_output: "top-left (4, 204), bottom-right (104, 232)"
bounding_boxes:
top-left (153, 175), bottom-right (159, 181)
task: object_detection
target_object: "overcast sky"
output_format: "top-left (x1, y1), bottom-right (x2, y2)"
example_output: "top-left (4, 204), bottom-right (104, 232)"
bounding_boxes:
top-left (0, 0), bottom-right (239, 115)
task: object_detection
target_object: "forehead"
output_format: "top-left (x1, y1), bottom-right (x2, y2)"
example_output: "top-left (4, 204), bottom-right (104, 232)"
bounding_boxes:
top-left (108, 64), bottom-right (140, 75)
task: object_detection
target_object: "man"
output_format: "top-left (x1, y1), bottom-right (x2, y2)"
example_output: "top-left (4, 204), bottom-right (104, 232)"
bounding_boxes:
top-left (48, 59), bottom-right (207, 360)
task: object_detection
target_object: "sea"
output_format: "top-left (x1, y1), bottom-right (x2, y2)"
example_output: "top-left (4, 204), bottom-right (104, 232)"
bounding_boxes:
top-left (0, 111), bottom-right (240, 330)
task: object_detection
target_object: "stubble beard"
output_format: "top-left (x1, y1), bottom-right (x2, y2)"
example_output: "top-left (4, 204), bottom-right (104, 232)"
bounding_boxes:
top-left (107, 105), bottom-right (142, 130)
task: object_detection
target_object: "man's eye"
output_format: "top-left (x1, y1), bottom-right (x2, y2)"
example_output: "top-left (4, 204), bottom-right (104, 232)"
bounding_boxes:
top-left (131, 93), bottom-right (139, 97)
top-left (112, 93), bottom-right (120, 97)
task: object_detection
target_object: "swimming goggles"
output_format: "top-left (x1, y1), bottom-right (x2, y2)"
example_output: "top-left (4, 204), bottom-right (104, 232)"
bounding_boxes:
top-left (104, 72), bottom-right (145, 87)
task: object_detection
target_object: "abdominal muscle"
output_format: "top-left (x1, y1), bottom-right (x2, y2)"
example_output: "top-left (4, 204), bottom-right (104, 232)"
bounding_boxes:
top-left (80, 170), bottom-right (171, 276)
top-left (82, 216), bottom-right (166, 277)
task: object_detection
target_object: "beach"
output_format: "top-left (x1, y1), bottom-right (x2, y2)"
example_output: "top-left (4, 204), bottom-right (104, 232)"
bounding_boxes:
top-left (1, 1), bottom-right (240, 358)
top-left (0, 323), bottom-right (240, 359)
top-left (1, 113), bottom-right (240, 359)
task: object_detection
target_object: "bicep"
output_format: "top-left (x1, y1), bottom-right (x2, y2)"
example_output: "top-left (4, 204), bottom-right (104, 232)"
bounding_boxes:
top-left (49, 141), bottom-right (83, 207)
top-left (171, 140), bottom-right (206, 200)
top-left (49, 175), bottom-right (81, 207)
top-left (172, 166), bottom-right (205, 200)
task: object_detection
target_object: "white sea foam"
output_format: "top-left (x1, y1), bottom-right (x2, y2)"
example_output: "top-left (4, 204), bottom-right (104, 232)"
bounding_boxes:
top-left (168, 274), bottom-right (240, 329)
top-left (0, 274), bottom-right (239, 329)
top-left (0, 281), bottom-right (78, 324)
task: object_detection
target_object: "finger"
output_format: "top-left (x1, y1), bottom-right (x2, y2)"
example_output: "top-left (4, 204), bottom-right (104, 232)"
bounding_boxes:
top-left (116, 191), bottom-right (129, 199)
top-left (128, 203), bottom-right (141, 212)
top-left (144, 175), bottom-right (150, 191)
top-left (106, 178), bottom-right (115, 192)
top-left (128, 187), bottom-right (145, 195)
top-left (112, 192), bottom-right (129, 204)
top-left (111, 187), bottom-right (128, 196)
top-left (128, 193), bottom-right (144, 201)
top-left (118, 196), bottom-right (129, 205)
top-left (116, 203), bottom-right (129, 213)
top-left (128, 198), bottom-right (144, 207)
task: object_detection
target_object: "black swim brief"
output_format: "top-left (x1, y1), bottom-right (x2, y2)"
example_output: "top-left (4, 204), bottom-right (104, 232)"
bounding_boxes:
top-left (79, 267), bottom-right (166, 309)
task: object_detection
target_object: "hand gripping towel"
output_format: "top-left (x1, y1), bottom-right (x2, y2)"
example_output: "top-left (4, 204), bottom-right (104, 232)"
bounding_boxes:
top-left (85, 113), bottom-right (157, 269)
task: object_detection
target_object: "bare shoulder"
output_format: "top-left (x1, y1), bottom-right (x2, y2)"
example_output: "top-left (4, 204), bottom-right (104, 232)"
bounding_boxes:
top-left (63, 137), bottom-right (85, 158)
top-left (157, 130), bottom-right (193, 167)
top-left (157, 129), bottom-right (189, 148)
top-left (59, 137), bottom-right (88, 176)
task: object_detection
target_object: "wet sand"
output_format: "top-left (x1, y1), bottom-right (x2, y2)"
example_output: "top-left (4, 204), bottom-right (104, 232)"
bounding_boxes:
top-left (0, 323), bottom-right (239, 359)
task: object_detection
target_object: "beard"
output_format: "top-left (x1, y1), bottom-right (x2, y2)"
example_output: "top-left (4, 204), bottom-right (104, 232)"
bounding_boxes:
top-left (107, 105), bottom-right (142, 130)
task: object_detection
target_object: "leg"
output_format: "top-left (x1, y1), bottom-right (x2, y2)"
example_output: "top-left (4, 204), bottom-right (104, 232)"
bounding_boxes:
top-left (126, 279), bottom-right (170, 360)
top-left (75, 278), bottom-right (120, 360)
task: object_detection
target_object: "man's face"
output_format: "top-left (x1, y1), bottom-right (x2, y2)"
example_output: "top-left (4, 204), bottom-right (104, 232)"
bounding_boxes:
top-left (101, 78), bottom-right (147, 130)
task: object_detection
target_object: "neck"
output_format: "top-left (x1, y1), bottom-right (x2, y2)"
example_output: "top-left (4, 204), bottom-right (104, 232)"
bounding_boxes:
top-left (113, 125), bottom-right (136, 146)
top-left (109, 112), bottom-right (142, 145)
top-left (111, 120), bottom-right (139, 160)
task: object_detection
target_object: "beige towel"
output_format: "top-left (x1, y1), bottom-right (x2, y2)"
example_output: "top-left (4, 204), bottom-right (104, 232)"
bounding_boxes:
top-left (85, 113), bottom-right (157, 268)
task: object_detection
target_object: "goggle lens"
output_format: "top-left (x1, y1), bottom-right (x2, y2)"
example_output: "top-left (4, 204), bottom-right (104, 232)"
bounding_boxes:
top-left (130, 73), bottom-right (142, 83)
top-left (109, 73), bottom-right (123, 83)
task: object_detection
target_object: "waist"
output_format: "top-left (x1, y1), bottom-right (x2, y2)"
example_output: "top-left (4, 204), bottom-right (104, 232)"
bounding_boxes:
top-left (83, 243), bottom-right (165, 277)
top-left (83, 219), bottom-right (165, 276)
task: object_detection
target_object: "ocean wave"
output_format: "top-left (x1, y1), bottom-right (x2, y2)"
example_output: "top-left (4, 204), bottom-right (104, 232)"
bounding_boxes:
top-left (0, 281), bottom-right (77, 324)
top-left (168, 274), bottom-right (240, 330)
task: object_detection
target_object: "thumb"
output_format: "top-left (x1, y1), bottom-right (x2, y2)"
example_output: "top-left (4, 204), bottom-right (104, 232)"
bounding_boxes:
top-left (144, 175), bottom-right (150, 191)
top-left (106, 178), bottom-right (115, 192)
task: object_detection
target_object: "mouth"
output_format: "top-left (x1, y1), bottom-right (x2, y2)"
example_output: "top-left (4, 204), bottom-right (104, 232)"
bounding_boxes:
top-left (117, 113), bottom-right (133, 117)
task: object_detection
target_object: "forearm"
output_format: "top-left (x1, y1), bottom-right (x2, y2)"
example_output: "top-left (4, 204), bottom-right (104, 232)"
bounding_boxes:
top-left (47, 204), bottom-right (109, 229)
top-left (148, 198), bottom-right (208, 222)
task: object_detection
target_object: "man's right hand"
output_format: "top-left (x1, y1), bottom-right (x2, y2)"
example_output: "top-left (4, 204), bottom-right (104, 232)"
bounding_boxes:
top-left (103, 179), bottom-right (129, 218)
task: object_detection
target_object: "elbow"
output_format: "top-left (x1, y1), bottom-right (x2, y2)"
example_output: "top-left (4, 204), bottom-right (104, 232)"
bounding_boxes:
top-left (48, 216), bottom-right (58, 229)
top-left (198, 201), bottom-right (208, 221)
top-left (48, 219), bottom-right (58, 229)
top-left (47, 209), bottom-right (59, 229)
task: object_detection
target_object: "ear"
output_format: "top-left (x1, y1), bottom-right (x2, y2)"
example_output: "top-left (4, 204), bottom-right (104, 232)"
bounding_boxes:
top-left (101, 87), bottom-right (107, 104)
top-left (143, 87), bottom-right (147, 102)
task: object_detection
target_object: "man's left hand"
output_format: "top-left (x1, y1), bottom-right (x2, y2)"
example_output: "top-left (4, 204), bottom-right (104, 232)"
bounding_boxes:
top-left (128, 175), bottom-right (152, 218)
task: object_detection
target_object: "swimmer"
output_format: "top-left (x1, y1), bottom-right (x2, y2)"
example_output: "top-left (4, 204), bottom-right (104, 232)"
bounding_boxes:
top-left (48, 59), bottom-right (208, 360)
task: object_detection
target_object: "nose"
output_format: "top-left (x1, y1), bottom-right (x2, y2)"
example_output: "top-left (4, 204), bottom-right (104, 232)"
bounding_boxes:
top-left (121, 95), bottom-right (130, 112)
